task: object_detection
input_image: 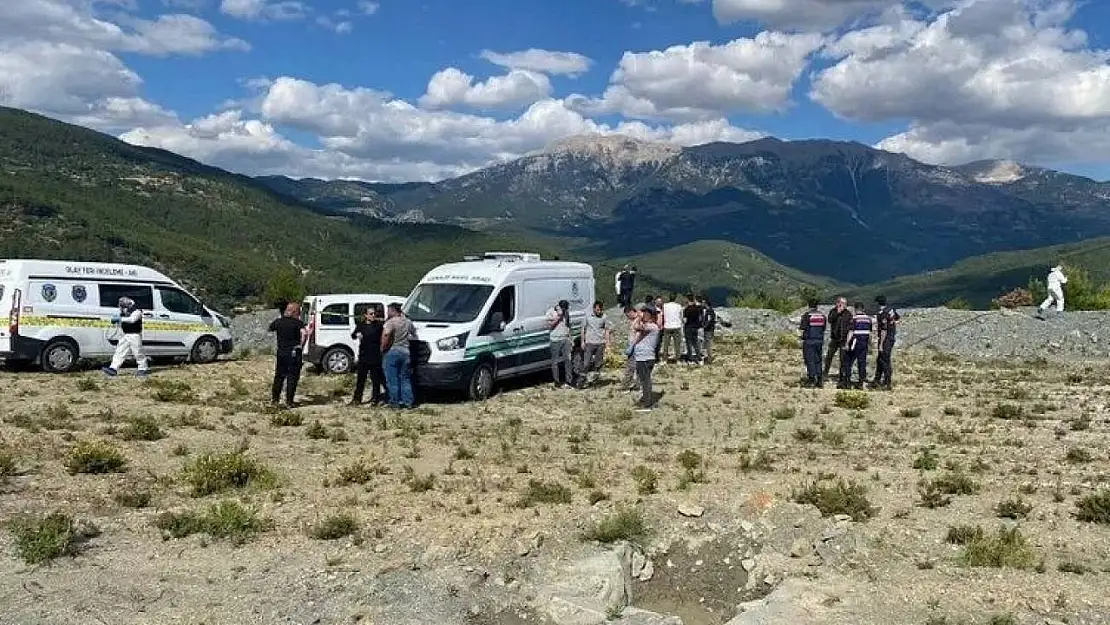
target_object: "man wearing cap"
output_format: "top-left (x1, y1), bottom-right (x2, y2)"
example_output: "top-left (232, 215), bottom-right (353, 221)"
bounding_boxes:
top-left (1036, 264), bottom-right (1068, 320)
top-left (872, 295), bottom-right (900, 391)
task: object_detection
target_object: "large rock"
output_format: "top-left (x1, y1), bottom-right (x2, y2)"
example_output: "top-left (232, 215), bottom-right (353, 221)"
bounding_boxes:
top-left (725, 578), bottom-right (837, 625)
top-left (538, 544), bottom-right (635, 625)
top-left (611, 607), bottom-right (684, 624)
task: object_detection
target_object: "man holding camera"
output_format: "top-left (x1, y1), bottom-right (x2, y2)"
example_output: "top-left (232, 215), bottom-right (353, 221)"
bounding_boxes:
top-left (547, 299), bottom-right (574, 389)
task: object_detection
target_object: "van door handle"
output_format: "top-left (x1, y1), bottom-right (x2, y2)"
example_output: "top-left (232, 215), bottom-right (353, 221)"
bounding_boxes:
top-left (159, 314), bottom-right (170, 319)
top-left (512, 327), bottom-right (522, 333)
top-left (142, 312), bottom-right (153, 318)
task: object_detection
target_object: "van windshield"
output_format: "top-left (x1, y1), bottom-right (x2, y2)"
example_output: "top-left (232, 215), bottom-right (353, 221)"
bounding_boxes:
top-left (405, 284), bottom-right (494, 323)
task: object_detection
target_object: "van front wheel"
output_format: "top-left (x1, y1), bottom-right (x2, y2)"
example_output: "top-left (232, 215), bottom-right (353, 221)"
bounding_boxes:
top-left (41, 339), bottom-right (79, 374)
top-left (468, 362), bottom-right (494, 401)
top-left (322, 347), bottom-right (353, 375)
top-left (191, 336), bottom-right (220, 364)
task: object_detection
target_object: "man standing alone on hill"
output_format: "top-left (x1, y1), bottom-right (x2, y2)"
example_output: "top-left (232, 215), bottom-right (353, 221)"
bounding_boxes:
top-left (382, 303), bottom-right (416, 409)
top-left (823, 297), bottom-right (850, 379)
top-left (616, 265), bottom-right (636, 309)
top-left (268, 301), bottom-right (308, 408)
top-left (1037, 264), bottom-right (1068, 319)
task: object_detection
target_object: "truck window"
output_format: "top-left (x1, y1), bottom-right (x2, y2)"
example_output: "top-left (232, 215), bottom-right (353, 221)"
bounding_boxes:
top-left (98, 284), bottom-right (154, 310)
top-left (320, 303), bottom-right (350, 326)
top-left (157, 287), bottom-right (205, 316)
top-left (354, 302), bottom-right (383, 319)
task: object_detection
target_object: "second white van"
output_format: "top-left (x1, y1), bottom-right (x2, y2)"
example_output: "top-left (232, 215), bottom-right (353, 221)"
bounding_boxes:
top-left (302, 293), bottom-right (407, 374)
top-left (404, 252), bottom-right (595, 400)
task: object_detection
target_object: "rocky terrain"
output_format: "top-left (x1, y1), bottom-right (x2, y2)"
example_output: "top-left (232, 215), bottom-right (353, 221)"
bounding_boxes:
top-left (3, 330), bottom-right (1110, 624)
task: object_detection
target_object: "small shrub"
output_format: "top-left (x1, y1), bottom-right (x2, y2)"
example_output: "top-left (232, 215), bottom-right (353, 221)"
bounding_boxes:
top-left (588, 490), bottom-right (609, 505)
top-left (76, 377), bottom-right (100, 392)
top-left (928, 470), bottom-right (980, 496)
top-left (150, 379), bottom-right (197, 403)
top-left (991, 403), bottom-right (1024, 420)
top-left (309, 513), bottom-right (359, 540)
top-left (336, 459), bottom-right (378, 485)
top-left (1058, 561), bottom-right (1091, 575)
top-left (913, 448), bottom-right (940, 471)
top-left (995, 497), bottom-right (1033, 519)
top-left (120, 416), bottom-right (165, 441)
top-left (899, 408), bottom-right (922, 419)
top-left (65, 440), bottom-right (127, 475)
top-left (181, 450), bottom-right (275, 497)
top-left (401, 466), bottom-right (435, 493)
top-left (114, 489), bottom-right (152, 509)
top-left (305, 421), bottom-right (328, 439)
top-left (1075, 490), bottom-right (1110, 524)
top-left (771, 406), bottom-right (796, 420)
top-left (9, 512), bottom-right (96, 564)
top-left (961, 526), bottom-right (1036, 569)
top-left (583, 506), bottom-right (648, 544)
top-left (154, 500), bottom-right (272, 545)
top-left (1065, 447), bottom-right (1093, 464)
top-left (917, 481), bottom-right (952, 509)
top-left (676, 449), bottom-right (703, 472)
top-left (942, 406), bottom-right (962, 417)
top-left (944, 298), bottom-right (971, 310)
top-left (793, 427), bottom-right (819, 443)
top-left (517, 480), bottom-right (572, 507)
top-left (454, 445), bottom-right (476, 460)
top-left (834, 391), bottom-right (870, 410)
top-left (0, 448), bottom-right (16, 479)
top-left (945, 524), bottom-right (984, 545)
top-left (992, 288), bottom-right (1033, 309)
top-left (739, 450), bottom-right (774, 472)
top-left (270, 412), bottom-right (303, 427)
top-left (631, 465), bottom-right (658, 495)
top-left (793, 477), bottom-right (875, 521)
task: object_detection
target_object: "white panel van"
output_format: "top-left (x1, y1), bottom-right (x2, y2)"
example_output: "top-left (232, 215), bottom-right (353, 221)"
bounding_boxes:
top-left (404, 252), bottom-right (595, 400)
top-left (0, 259), bottom-right (233, 373)
top-left (302, 293), bottom-right (408, 374)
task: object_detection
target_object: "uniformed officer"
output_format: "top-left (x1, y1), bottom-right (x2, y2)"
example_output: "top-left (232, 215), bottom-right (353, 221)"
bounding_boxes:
top-left (838, 302), bottom-right (873, 390)
top-left (798, 298), bottom-right (827, 387)
top-left (872, 295), bottom-right (900, 390)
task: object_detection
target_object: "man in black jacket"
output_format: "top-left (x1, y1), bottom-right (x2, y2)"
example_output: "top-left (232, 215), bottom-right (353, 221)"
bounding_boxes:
top-left (268, 301), bottom-right (308, 408)
top-left (351, 305), bottom-right (387, 405)
top-left (823, 297), bottom-right (850, 378)
top-left (871, 295), bottom-right (900, 390)
top-left (798, 298), bottom-right (827, 387)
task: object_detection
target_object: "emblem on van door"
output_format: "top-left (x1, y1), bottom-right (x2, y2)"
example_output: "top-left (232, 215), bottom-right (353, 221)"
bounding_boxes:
top-left (42, 284), bottom-right (57, 303)
top-left (72, 285), bottom-right (87, 303)
top-left (571, 282), bottom-right (579, 298)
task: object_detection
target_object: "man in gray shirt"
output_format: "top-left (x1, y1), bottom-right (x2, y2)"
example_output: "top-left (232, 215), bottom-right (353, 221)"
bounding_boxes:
top-left (382, 303), bottom-right (416, 408)
top-left (579, 301), bottom-right (612, 388)
top-left (547, 299), bottom-right (573, 389)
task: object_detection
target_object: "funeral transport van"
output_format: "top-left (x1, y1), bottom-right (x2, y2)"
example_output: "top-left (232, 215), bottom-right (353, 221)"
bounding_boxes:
top-left (404, 252), bottom-right (595, 400)
top-left (0, 259), bottom-right (233, 373)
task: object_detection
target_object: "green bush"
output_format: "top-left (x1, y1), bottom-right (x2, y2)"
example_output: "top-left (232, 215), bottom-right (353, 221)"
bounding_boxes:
top-left (582, 506), bottom-right (649, 544)
top-left (961, 526), bottom-right (1036, 569)
top-left (181, 450), bottom-right (275, 497)
top-left (65, 440), bottom-right (128, 475)
top-left (792, 477), bottom-right (876, 521)
top-left (154, 501), bottom-right (272, 545)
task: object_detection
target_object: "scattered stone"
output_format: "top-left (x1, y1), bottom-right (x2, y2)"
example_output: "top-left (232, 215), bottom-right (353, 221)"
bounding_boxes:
top-left (678, 503), bottom-right (705, 518)
top-left (740, 521), bottom-right (755, 534)
top-left (373, 544), bottom-right (388, 554)
top-left (727, 577), bottom-right (839, 624)
top-left (790, 538), bottom-right (812, 558)
top-left (637, 559), bottom-right (655, 582)
top-left (741, 558), bottom-right (756, 572)
top-left (832, 514), bottom-right (852, 523)
top-left (609, 607), bottom-right (683, 625)
top-left (631, 551), bottom-right (646, 578)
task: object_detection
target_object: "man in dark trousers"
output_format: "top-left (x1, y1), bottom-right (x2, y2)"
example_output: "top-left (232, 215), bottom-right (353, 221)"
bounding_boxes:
top-left (268, 301), bottom-right (308, 408)
top-left (798, 298), bottom-right (827, 387)
top-left (616, 265), bottom-right (637, 309)
top-left (351, 305), bottom-right (387, 405)
top-left (838, 302), bottom-right (873, 390)
top-left (823, 297), bottom-right (850, 379)
top-left (871, 295), bottom-right (901, 390)
top-left (698, 295), bottom-right (717, 364)
top-left (682, 293), bottom-right (705, 364)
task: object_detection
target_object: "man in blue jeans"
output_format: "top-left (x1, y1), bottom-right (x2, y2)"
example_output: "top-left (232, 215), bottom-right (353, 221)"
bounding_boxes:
top-left (381, 303), bottom-right (416, 409)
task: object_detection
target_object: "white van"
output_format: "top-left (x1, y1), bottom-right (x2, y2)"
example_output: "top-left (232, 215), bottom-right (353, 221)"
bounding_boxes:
top-left (0, 259), bottom-right (233, 373)
top-left (302, 293), bottom-right (407, 374)
top-left (404, 252), bottom-right (595, 400)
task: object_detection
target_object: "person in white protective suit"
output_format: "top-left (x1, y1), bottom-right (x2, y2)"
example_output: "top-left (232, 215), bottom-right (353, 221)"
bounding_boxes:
top-left (102, 296), bottom-right (150, 376)
top-left (1036, 265), bottom-right (1068, 319)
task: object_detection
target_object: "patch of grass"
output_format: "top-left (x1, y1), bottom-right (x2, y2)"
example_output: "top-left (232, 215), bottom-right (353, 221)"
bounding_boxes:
top-left (739, 450), bottom-right (774, 472)
top-left (991, 403), bottom-right (1024, 420)
top-left (305, 420), bottom-right (328, 439)
top-left (76, 377), bottom-right (100, 392)
top-left (308, 513), bottom-right (359, 540)
top-left (961, 526), bottom-right (1036, 569)
top-left (588, 490), bottom-right (609, 505)
top-left (1065, 447), bottom-right (1093, 464)
top-left (517, 480), bottom-right (572, 507)
top-left (1058, 561), bottom-right (1091, 575)
top-left (1075, 490), bottom-right (1110, 524)
top-left (150, 379), bottom-right (197, 403)
top-left (899, 408), bottom-right (922, 419)
top-left (65, 440), bottom-right (128, 475)
top-left (181, 450), bottom-right (275, 497)
top-left (793, 427), bottom-right (819, 443)
top-left (913, 448), bottom-right (940, 471)
top-left (335, 459), bottom-right (380, 485)
top-left (8, 512), bottom-right (97, 565)
top-left (942, 406), bottom-right (962, 417)
top-left (995, 497), bottom-right (1033, 519)
top-left (401, 466), bottom-right (435, 493)
top-left (114, 488), bottom-right (152, 509)
top-left (945, 524), bottom-right (984, 546)
top-left (454, 445), bottom-right (476, 460)
top-left (771, 406), bottom-right (796, 420)
top-left (928, 470), bottom-right (980, 496)
top-left (631, 465), bottom-right (658, 495)
top-left (120, 415), bottom-right (165, 441)
top-left (834, 391), bottom-right (870, 410)
top-left (582, 506), bottom-right (648, 544)
top-left (270, 412), bottom-right (304, 427)
top-left (792, 477), bottom-right (876, 521)
top-left (154, 500), bottom-right (272, 545)
top-left (0, 447), bottom-right (16, 480)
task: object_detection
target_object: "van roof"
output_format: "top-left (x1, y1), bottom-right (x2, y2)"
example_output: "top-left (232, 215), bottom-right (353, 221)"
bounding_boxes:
top-left (305, 293), bottom-right (408, 301)
top-left (0, 259), bottom-right (176, 284)
top-left (418, 253), bottom-right (593, 286)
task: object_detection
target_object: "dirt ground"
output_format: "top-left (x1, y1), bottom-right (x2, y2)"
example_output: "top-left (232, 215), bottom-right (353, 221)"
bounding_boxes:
top-left (2, 336), bottom-right (1110, 625)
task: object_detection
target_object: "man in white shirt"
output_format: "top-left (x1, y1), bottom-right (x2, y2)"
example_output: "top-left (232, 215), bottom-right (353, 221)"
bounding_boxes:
top-left (1037, 264), bottom-right (1068, 319)
top-left (661, 294), bottom-right (684, 363)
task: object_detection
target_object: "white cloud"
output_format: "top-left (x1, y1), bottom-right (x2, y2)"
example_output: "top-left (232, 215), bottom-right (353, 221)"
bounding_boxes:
top-left (576, 31), bottom-right (824, 121)
top-left (710, 0), bottom-right (959, 31)
top-left (121, 77), bottom-right (763, 181)
top-left (316, 15), bottom-right (353, 33)
top-left (813, 0), bottom-right (1110, 165)
top-left (419, 68), bottom-right (553, 111)
top-left (219, 0), bottom-right (307, 20)
top-left (357, 0), bottom-right (379, 15)
top-left (479, 49), bottom-right (594, 77)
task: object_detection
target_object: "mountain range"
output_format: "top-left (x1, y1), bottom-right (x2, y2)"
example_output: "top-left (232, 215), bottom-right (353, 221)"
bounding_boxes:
top-left (5, 105), bottom-right (1110, 309)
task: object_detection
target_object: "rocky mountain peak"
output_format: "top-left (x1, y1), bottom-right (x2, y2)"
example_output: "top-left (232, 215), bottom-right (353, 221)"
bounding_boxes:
top-left (542, 133), bottom-right (680, 168)
top-left (960, 159), bottom-right (1028, 184)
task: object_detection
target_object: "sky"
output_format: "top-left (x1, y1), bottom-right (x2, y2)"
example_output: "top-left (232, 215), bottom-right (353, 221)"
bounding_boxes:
top-left (4, 0), bottom-right (1110, 182)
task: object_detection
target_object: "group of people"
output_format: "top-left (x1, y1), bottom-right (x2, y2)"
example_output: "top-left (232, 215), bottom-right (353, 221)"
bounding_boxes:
top-left (267, 301), bottom-right (417, 410)
top-left (798, 296), bottom-right (900, 390)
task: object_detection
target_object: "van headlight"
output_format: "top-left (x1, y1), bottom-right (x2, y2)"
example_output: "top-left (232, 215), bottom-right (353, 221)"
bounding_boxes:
top-left (436, 333), bottom-right (469, 351)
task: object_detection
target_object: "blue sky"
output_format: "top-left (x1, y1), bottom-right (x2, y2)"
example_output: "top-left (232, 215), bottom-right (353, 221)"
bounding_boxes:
top-left (5, 0), bottom-right (1110, 181)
